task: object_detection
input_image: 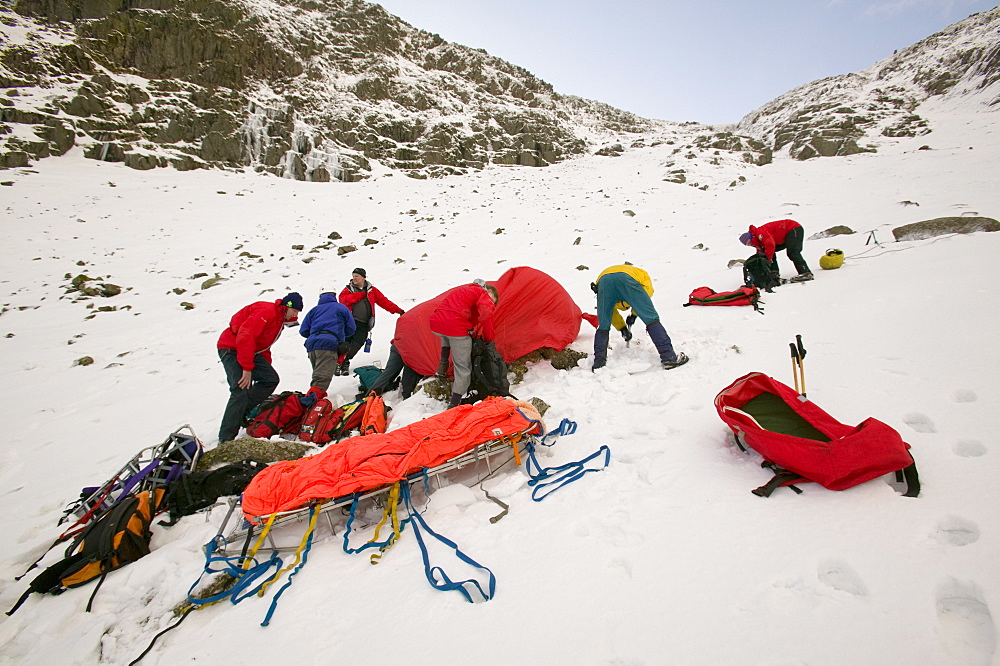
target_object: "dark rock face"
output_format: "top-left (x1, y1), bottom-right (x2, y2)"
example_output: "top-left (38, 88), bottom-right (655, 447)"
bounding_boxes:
top-left (2, 0), bottom-right (651, 179)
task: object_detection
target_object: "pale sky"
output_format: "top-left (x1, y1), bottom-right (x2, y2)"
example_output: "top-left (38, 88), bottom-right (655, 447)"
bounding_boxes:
top-left (373, 0), bottom-right (999, 124)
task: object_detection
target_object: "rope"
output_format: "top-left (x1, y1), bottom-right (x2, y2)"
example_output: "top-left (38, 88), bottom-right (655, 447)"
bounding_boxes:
top-left (844, 232), bottom-right (965, 260)
top-left (127, 605), bottom-right (196, 665)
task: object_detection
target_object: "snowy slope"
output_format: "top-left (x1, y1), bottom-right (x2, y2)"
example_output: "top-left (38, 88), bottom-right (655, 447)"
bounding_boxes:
top-left (1, 85), bottom-right (999, 666)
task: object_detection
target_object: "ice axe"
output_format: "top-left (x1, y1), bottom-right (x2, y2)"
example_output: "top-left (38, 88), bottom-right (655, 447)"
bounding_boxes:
top-left (789, 334), bottom-right (807, 397)
top-left (622, 312), bottom-right (637, 347)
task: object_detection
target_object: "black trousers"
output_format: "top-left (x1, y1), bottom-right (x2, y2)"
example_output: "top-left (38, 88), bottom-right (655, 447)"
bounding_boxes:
top-left (770, 225), bottom-right (811, 275)
top-left (343, 321), bottom-right (371, 362)
top-left (218, 349), bottom-right (279, 442)
top-left (368, 344), bottom-right (423, 398)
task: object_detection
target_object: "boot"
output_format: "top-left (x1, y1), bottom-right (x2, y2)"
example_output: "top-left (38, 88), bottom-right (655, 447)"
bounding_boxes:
top-left (449, 392), bottom-right (462, 408)
top-left (592, 329), bottom-right (610, 371)
top-left (646, 320), bottom-right (679, 364)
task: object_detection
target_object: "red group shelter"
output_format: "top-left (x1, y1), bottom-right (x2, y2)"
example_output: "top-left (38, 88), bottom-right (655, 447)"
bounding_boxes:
top-left (393, 266), bottom-right (589, 376)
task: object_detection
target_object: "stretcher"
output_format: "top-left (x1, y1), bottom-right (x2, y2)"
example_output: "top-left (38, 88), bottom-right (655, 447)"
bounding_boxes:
top-left (215, 423), bottom-right (535, 554)
top-left (182, 399), bottom-right (605, 628)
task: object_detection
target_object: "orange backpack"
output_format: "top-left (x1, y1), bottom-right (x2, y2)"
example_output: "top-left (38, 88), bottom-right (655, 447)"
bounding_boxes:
top-left (8, 489), bottom-right (166, 615)
top-left (360, 392), bottom-right (387, 435)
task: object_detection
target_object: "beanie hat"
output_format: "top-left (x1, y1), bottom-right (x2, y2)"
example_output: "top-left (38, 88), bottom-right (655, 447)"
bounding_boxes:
top-left (739, 232), bottom-right (753, 245)
top-left (283, 292), bottom-right (304, 311)
top-left (352, 267), bottom-right (366, 278)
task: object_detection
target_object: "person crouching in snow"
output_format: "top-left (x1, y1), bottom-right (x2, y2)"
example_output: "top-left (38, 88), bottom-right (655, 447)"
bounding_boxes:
top-left (740, 219), bottom-right (813, 281)
top-left (592, 265), bottom-right (688, 371)
top-left (216, 292), bottom-right (303, 443)
top-left (429, 279), bottom-right (499, 408)
top-left (299, 289), bottom-right (356, 396)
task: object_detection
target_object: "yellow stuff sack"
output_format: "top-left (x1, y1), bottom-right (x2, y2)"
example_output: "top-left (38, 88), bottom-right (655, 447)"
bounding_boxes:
top-left (819, 248), bottom-right (845, 270)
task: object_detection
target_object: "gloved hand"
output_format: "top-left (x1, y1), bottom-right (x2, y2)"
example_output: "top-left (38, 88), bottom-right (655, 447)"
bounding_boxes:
top-left (620, 327), bottom-right (633, 343)
top-left (625, 313), bottom-right (637, 328)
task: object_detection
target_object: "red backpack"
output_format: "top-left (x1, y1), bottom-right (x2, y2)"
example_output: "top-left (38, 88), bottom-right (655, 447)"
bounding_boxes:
top-left (246, 392), bottom-right (306, 439)
top-left (327, 399), bottom-right (366, 441)
top-left (684, 286), bottom-right (761, 311)
top-left (299, 398), bottom-right (340, 445)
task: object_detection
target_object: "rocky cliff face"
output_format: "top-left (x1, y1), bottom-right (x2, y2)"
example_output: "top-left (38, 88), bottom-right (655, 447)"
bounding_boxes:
top-left (2, 2), bottom-right (998, 180)
top-left (1, 0), bottom-right (653, 179)
top-left (737, 6), bottom-right (1000, 160)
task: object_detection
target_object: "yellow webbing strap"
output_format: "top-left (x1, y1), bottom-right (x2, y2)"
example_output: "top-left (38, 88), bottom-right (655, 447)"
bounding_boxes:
top-left (243, 512), bottom-right (278, 568)
top-left (369, 483), bottom-right (402, 565)
top-left (509, 433), bottom-right (524, 466)
top-left (256, 501), bottom-right (324, 597)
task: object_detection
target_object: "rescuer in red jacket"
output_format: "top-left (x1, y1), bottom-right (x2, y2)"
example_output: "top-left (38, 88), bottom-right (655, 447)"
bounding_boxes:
top-left (337, 267), bottom-right (405, 376)
top-left (429, 280), bottom-right (499, 408)
top-left (740, 219), bottom-right (813, 281)
top-left (216, 292), bottom-right (302, 443)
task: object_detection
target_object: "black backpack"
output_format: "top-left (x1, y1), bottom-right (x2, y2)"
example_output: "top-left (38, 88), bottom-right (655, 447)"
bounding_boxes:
top-left (8, 489), bottom-right (166, 615)
top-left (160, 459), bottom-right (264, 525)
top-left (468, 338), bottom-right (511, 401)
top-left (743, 253), bottom-right (782, 293)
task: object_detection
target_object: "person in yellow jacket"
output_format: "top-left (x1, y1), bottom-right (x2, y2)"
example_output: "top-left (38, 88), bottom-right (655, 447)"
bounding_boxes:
top-left (591, 265), bottom-right (688, 371)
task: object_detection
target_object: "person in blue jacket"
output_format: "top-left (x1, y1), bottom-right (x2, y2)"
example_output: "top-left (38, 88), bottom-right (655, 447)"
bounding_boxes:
top-left (300, 290), bottom-right (356, 394)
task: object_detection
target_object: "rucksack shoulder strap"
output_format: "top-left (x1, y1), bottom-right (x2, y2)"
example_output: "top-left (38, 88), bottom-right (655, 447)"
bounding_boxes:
top-left (896, 459), bottom-right (921, 498)
top-left (752, 469), bottom-right (806, 497)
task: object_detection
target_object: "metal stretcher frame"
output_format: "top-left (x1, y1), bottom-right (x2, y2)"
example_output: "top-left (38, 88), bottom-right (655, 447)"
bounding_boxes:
top-left (216, 430), bottom-right (534, 555)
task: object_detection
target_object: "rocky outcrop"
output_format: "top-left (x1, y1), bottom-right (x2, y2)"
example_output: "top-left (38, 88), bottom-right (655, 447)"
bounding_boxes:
top-left (737, 7), bottom-right (1000, 160)
top-left (892, 216), bottom-right (1000, 241)
top-left (1, 0), bottom-right (652, 179)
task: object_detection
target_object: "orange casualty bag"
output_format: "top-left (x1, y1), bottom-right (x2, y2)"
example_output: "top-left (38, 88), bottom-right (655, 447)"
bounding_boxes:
top-left (241, 397), bottom-right (542, 521)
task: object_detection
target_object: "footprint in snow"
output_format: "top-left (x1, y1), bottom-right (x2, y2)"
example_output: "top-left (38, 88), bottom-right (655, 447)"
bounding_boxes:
top-left (817, 558), bottom-right (869, 597)
top-left (903, 412), bottom-right (937, 434)
top-left (931, 516), bottom-right (980, 546)
top-left (935, 578), bottom-right (997, 665)
top-left (952, 389), bottom-right (978, 403)
top-left (954, 440), bottom-right (987, 458)
top-left (609, 557), bottom-right (633, 580)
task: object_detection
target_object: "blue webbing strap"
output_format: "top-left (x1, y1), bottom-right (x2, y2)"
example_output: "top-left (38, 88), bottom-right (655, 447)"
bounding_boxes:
top-left (342, 493), bottom-right (413, 555)
top-left (400, 481), bottom-right (496, 603)
top-left (260, 505), bottom-right (320, 627)
top-left (187, 535), bottom-right (283, 607)
top-left (525, 439), bottom-right (611, 502)
top-left (539, 418), bottom-right (578, 446)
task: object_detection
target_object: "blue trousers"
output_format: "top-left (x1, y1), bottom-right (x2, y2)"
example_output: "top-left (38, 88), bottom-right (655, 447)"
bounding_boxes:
top-left (596, 273), bottom-right (660, 330)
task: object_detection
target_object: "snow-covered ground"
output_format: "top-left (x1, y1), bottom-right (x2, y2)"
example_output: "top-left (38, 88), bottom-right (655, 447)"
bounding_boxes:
top-left (1, 99), bottom-right (998, 665)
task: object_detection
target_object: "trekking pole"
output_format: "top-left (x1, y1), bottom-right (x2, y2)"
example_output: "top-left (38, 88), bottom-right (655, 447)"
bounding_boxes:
top-left (795, 335), bottom-right (807, 398)
top-left (789, 343), bottom-right (801, 394)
